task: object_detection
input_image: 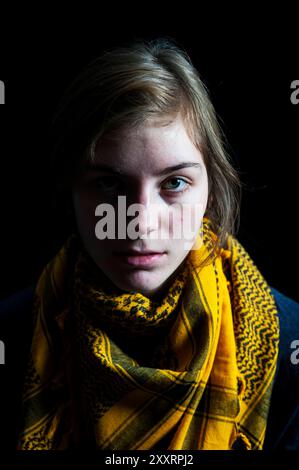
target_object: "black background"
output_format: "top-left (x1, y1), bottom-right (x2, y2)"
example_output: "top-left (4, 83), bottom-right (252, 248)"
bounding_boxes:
top-left (0, 9), bottom-right (298, 303)
top-left (0, 5), bottom-right (299, 464)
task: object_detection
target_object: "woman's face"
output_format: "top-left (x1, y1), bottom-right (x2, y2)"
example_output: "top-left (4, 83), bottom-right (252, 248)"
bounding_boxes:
top-left (72, 116), bottom-right (209, 298)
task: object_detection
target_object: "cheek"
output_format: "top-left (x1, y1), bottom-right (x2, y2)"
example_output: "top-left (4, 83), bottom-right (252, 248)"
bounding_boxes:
top-left (166, 202), bottom-right (206, 240)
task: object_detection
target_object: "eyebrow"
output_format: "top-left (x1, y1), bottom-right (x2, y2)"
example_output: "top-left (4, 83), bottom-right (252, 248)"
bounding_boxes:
top-left (86, 162), bottom-right (202, 176)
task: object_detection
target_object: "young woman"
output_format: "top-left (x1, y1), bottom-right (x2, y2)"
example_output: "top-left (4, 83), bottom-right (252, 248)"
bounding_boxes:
top-left (1, 38), bottom-right (298, 451)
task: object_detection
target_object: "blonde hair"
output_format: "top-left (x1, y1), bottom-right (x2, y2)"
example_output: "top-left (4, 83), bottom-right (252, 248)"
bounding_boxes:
top-left (50, 38), bottom-right (241, 261)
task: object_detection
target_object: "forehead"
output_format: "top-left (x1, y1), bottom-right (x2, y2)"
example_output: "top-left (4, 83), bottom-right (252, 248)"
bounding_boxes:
top-left (93, 116), bottom-right (204, 168)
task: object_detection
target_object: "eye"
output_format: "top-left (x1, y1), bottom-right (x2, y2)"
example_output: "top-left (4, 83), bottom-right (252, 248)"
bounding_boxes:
top-left (162, 177), bottom-right (190, 193)
top-left (94, 176), bottom-right (122, 192)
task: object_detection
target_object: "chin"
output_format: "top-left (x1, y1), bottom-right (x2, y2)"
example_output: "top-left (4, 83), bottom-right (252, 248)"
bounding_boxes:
top-left (113, 272), bottom-right (166, 297)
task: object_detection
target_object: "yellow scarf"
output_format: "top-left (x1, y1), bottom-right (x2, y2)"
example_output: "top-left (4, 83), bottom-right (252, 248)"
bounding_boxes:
top-left (17, 221), bottom-right (279, 450)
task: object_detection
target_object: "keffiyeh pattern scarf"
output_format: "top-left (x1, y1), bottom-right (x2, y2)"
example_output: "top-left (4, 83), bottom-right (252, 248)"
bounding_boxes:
top-left (17, 221), bottom-right (279, 450)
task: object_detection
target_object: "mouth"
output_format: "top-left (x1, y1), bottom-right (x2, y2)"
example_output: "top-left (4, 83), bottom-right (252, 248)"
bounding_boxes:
top-left (112, 250), bottom-right (167, 267)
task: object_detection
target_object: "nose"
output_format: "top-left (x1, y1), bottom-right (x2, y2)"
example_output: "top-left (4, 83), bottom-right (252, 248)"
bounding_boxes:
top-left (134, 205), bottom-right (156, 237)
top-left (126, 184), bottom-right (160, 238)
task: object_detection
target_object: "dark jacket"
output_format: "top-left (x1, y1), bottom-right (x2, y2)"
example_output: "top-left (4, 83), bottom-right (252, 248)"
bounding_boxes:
top-left (0, 285), bottom-right (298, 450)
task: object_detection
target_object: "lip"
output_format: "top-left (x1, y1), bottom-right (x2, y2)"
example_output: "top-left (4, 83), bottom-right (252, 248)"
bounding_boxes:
top-left (113, 250), bottom-right (166, 267)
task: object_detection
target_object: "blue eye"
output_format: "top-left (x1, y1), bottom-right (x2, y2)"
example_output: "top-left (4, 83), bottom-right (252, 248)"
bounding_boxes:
top-left (162, 177), bottom-right (189, 193)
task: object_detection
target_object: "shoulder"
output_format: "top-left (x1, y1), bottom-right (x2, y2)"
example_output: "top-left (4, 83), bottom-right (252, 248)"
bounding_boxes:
top-left (264, 287), bottom-right (299, 450)
top-left (0, 285), bottom-right (35, 323)
top-left (270, 287), bottom-right (299, 378)
top-left (0, 285), bottom-right (35, 363)
top-left (271, 287), bottom-right (299, 336)
top-left (0, 285), bottom-right (36, 448)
